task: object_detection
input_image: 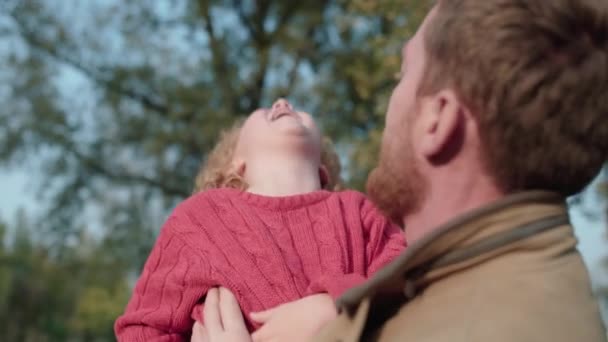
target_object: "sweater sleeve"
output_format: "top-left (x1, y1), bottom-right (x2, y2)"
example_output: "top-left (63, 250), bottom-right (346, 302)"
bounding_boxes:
top-left (361, 199), bottom-right (406, 276)
top-left (305, 197), bottom-right (406, 299)
top-left (114, 214), bottom-right (212, 342)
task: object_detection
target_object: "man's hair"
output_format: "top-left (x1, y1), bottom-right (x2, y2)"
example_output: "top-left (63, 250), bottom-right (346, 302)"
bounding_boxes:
top-left (420, 0), bottom-right (608, 196)
top-left (193, 120), bottom-right (343, 193)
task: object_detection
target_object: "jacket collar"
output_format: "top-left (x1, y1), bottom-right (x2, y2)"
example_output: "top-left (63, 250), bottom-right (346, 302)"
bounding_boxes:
top-left (338, 191), bottom-right (571, 311)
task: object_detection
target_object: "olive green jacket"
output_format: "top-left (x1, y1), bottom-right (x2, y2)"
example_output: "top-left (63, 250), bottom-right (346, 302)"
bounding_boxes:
top-left (316, 191), bottom-right (606, 341)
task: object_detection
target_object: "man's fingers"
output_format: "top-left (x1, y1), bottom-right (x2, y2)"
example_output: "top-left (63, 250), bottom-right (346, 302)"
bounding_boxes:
top-left (251, 325), bottom-right (270, 342)
top-left (218, 287), bottom-right (246, 330)
top-left (191, 322), bottom-right (209, 342)
top-left (249, 308), bottom-right (274, 323)
top-left (203, 288), bottom-right (223, 335)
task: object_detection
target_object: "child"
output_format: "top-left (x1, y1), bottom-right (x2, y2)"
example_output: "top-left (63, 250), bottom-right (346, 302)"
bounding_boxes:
top-left (115, 99), bottom-right (405, 341)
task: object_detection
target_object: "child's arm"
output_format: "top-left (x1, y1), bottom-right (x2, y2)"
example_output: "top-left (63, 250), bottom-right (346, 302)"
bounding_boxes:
top-left (361, 198), bottom-right (406, 276)
top-left (114, 215), bottom-right (213, 342)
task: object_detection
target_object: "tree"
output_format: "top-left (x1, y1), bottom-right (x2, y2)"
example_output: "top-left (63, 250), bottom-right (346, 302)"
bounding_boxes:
top-left (0, 210), bottom-right (131, 342)
top-left (0, 0), bottom-right (427, 273)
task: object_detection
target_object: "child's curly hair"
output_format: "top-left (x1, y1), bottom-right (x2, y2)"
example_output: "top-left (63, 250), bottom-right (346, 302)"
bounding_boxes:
top-left (193, 120), bottom-right (343, 193)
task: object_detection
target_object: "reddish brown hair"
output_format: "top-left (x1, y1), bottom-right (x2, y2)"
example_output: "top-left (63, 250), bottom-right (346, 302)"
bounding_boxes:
top-left (420, 0), bottom-right (608, 196)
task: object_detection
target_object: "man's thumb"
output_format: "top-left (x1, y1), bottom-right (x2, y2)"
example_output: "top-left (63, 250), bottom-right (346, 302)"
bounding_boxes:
top-left (250, 309), bottom-right (273, 323)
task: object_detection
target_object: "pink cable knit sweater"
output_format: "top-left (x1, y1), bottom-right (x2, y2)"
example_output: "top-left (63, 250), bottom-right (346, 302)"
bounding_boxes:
top-left (115, 188), bottom-right (405, 341)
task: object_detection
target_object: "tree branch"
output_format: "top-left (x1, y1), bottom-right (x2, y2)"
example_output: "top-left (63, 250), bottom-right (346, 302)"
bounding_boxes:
top-left (198, 1), bottom-right (239, 113)
top-left (231, 0), bottom-right (273, 43)
top-left (283, 27), bottom-right (316, 93)
top-left (235, 1), bottom-right (291, 112)
top-left (287, 51), bottom-right (303, 92)
top-left (33, 124), bottom-right (190, 198)
top-left (10, 13), bottom-right (171, 115)
top-left (270, 3), bottom-right (298, 41)
top-left (69, 145), bottom-right (189, 198)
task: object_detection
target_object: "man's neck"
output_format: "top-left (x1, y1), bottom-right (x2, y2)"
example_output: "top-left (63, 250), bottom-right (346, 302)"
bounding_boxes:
top-left (245, 156), bottom-right (322, 197)
top-left (404, 172), bottom-right (504, 243)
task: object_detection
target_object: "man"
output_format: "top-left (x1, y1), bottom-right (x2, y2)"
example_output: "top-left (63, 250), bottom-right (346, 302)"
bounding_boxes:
top-left (193, 0), bottom-right (608, 340)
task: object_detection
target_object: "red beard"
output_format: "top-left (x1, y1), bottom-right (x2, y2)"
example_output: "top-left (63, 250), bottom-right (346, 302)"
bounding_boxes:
top-left (366, 138), bottom-right (427, 227)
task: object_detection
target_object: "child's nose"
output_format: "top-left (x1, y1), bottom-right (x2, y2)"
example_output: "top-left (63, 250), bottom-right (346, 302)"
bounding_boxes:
top-left (272, 98), bottom-right (292, 111)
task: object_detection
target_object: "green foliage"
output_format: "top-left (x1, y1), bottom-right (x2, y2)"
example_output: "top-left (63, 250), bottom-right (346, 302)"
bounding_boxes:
top-left (0, 0), bottom-right (426, 266)
top-left (0, 212), bottom-right (130, 341)
top-left (0, 0), bottom-right (427, 339)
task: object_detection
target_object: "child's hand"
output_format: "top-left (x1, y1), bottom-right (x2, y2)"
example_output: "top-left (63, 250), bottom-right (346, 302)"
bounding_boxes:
top-left (191, 288), bottom-right (251, 342)
top-left (250, 293), bottom-right (337, 342)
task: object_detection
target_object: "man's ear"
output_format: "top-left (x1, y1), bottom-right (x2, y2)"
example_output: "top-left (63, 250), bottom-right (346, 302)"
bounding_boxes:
top-left (419, 89), bottom-right (463, 158)
top-left (231, 158), bottom-right (246, 177)
top-left (319, 165), bottom-right (330, 189)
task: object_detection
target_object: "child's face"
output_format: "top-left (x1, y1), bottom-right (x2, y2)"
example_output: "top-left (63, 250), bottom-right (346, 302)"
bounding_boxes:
top-left (235, 98), bottom-right (322, 162)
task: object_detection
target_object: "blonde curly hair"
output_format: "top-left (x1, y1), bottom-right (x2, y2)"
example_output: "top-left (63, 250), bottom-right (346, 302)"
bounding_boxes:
top-left (193, 120), bottom-right (343, 193)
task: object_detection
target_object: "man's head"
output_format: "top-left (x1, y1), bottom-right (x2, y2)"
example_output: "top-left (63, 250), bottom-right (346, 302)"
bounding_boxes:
top-left (194, 99), bottom-right (342, 192)
top-left (368, 0), bottom-right (608, 229)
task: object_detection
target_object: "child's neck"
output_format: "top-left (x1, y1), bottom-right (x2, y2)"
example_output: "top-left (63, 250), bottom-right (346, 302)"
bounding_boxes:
top-left (245, 156), bottom-right (322, 197)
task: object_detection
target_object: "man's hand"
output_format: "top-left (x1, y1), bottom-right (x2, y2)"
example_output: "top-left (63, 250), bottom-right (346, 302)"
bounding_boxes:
top-left (190, 288), bottom-right (251, 342)
top-left (250, 293), bottom-right (337, 342)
